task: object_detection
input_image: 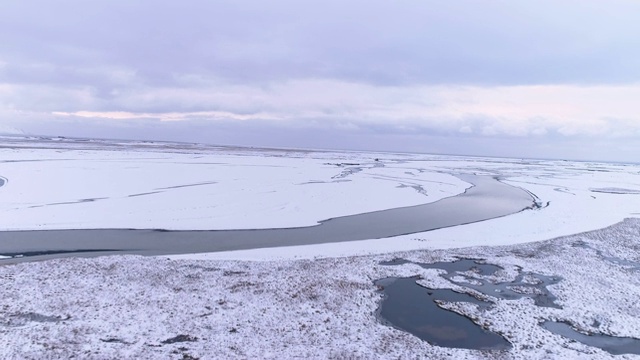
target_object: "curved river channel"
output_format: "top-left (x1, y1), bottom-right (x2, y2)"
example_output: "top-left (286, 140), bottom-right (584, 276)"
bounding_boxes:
top-left (0, 175), bottom-right (535, 263)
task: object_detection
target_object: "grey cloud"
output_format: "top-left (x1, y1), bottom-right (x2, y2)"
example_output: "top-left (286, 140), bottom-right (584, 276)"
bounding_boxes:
top-left (3, 0), bottom-right (640, 162)
top-left (15, 116), bottom-right (640, 163)
top-left (2, 0), bottom-right (640, 89)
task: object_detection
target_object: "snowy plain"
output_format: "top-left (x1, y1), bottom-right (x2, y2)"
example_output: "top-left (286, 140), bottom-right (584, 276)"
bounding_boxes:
top-left (0, 136), bottom-right (469, 231)
top-left (1, 135), bottom-right (640, 359)
top-left (1, 220), bottom-right (639, 359)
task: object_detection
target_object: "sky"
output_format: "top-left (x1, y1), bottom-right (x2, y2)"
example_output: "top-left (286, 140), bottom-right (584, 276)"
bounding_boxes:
top-left (1, 1), bottom-right (640, 162)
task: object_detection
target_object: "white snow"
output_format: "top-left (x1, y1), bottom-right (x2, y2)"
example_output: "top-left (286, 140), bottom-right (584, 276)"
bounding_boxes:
top-left (1, 219), bottom-right (639, 359)
top-left (0, 139), bottom-right (468, 230)
top-left (2, 136), bottom-right (640, 358)
top-left (170, 157), bottom-right (640, 261)
top-left (2, 137), bottom-right (639, 256)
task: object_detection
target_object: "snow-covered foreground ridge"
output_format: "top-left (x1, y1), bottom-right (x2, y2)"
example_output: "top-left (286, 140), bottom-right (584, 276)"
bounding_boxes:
top-left (1, 219), bottom-right (639, 359)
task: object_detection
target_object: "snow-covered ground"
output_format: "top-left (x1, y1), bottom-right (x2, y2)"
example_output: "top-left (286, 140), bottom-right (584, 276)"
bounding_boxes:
top-left (1, 136), bottom-right (640, 358)
top-left (1, 137), bottom-right (638, 251)
top-left (0, 137), bottom-right (468, 230)
top-left (1, 219), bottom-right (639, 359)
top-left (169, 151), bottom-right (640, 261)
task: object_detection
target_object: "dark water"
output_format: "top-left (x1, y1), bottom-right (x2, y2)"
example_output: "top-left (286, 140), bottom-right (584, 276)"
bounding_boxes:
top-left (376, 258), bottom-right (562, 349)
top-left (0, 177), bottom-right (5, 187)
top-left (383, 258), bottom-right (561, 308)
top-left (542, 321), bottom-right (640, 355)
top-left (378, 258), bottom-right (639, 354)
top-left (381, 258), bottom-right (502, 276)
top-left (0, 175), bottom-right (535, 263)
top-left (375, 276), bottom-right (510, 350)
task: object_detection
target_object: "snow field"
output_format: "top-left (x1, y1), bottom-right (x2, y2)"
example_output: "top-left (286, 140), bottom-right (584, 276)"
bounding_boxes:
top-left (184, 156), bottom-right (640, 261)
top-left (0, 146), bottom-right (468, 230)
top-left (1, 220), bottom-right (639, 359)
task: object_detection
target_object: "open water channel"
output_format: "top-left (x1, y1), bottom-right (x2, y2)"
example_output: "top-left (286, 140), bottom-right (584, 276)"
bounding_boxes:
top-left (0, 175), bottom-right (535, 263)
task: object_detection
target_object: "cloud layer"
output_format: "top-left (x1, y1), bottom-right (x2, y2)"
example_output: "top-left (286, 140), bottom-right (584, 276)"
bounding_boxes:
top-left (1, 0), bottom-right (640, 161)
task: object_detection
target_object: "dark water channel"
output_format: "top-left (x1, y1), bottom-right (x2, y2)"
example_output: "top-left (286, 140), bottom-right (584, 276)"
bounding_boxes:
top-left (0, 175), bottom-right (535, 263)
top-left (376, 258), bottom-right (560, 350)
top-left (377, 258), bottom-right (640, 354)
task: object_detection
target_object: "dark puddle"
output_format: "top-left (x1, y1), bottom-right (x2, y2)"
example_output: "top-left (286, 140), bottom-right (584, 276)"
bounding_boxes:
top-left (161, 334), bottom-right (198, 344)
top-left (375, 276), bottom-right (507, 350)
top-left (376, 258), bottom-right (562, 350)
top-left (542, 321), bottom-right (640, 355)
top-left (379, 257), bottom-right (640, 354)
top-left (383, 258), bottom-right (561, 307)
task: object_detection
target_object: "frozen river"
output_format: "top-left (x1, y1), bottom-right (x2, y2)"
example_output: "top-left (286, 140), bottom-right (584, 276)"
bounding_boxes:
top-left (0, 174), bottom-right (534, 263)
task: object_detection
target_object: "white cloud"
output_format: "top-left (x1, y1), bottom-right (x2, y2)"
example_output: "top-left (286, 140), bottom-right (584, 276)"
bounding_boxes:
top-left (52, 110), bottom-right (281, 122)
top-left (34, 81), bottom-right (640, 139)
top-left (2, 1), bottom-right (639, 161)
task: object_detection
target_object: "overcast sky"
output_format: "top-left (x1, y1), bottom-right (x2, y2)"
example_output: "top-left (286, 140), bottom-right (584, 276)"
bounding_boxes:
top-left (1, 1), bottom-right (639, 161)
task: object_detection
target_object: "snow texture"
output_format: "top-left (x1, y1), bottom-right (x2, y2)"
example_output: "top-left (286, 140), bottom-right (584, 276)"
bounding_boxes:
top-left (1, 219), bottom-right (640, 359)
top-left (0, 137), bottom-right (468, 230)
top-left (2, 136), bottom-right (640, 358)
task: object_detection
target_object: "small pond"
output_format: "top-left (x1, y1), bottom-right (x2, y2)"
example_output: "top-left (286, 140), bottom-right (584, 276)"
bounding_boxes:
top-left (377, 257), bottom-right (640, 354)
top-left (376, 258), bottom-right (560, 350)
top-left (375, 276), bottom-right (509, 350)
